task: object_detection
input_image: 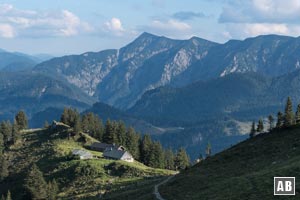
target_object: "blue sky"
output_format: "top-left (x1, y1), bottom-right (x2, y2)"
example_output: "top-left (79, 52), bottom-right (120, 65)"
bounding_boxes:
top-left (0, 0), bottom-right (300, 55)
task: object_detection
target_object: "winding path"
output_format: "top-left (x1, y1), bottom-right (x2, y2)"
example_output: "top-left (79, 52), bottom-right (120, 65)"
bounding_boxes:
top-left (153, 176), bottom-right (174, 200)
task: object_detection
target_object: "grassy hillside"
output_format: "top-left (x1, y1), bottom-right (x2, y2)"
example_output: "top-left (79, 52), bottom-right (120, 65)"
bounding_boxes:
top-left (160, 125), bottom-right (300, 200)
top-left (0, 126), bottom-right (174, 199)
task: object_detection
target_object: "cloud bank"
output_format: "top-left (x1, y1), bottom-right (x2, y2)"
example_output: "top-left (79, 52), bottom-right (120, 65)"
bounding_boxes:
top-left (0, 4), bottom-right (92, 38)
top-left (219, 0), bottom-right (300, 39)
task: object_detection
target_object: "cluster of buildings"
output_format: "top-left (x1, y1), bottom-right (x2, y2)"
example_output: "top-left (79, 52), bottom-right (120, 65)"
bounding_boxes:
top-left (72, 142), bottom-right (134, 162)
top-left (50, 120), bottom-right (134, 162)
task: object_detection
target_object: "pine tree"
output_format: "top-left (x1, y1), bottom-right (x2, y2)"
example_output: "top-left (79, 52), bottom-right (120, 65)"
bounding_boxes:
top-left (44, 121), bottom-right (49, 128)
top-left (295, 104), bottom-right (300, 124)
top-left (60, 108), bottom-right (80, 127)
top-left (102, 120), bottom-right (116, 144)
top-left (1, 194), bottom-right (5, 200)
top-left (284, 97), bottom-right (294, 127)
top-left (175, 148), bottom-right (190, 170)
top-left (73, 115), bottom-right (81, 134)
top-left (11, 121), bottom-right (20, 145)
top-left (116, 121), bottom-right (126, 146)
top-left (276, 111), bottom-right (284, 128)
top-left (92, 116), bottom-right (104, 141)
top-left (60, 108), bottom-right (69, 125)
top-left (250, 121), bottom-right (256, 138)
top-left (0, 121), bottom-right (12, 147)
top-left (6, 190), bottom-right (11, 200)
top-left (148, 141), bottom-right (164, 168)
top-left (140, 134), bottom-right (153, 165)
top-left (268, 115), bottom-right (274, 131)
top-left (24, 164), bottom-right (48, 199)
top-left (205, 143), bottom-right (212, 157)
top-left (47, 179), bottom-right (59, 200)
top-left (125, 127), bottom-right (140, 159)
top-left (81, 113), bottom-right (90, 133)
top-left (164, 149), bottom-right (175, 170)
top-left (15, 110), bottom-right (28, 130)
top-left (257, 119), bottom-right (264, 132)
top-left (0, 133), bottom-right (3, 153)
top-left (81, 113), bottom-right (104, 140)
top-left (0, 155), bottom-right (9, 180)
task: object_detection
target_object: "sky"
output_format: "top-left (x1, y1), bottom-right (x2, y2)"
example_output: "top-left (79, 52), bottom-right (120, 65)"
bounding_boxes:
top-left (0, 0), bottom-right (300, 55)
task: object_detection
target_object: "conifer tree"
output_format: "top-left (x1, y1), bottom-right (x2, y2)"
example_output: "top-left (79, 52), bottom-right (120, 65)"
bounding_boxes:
top-left (276, 112), bottom-right (284, 128)
top-left (0, 121), bottom-right (12, 147)
top-left (116, 121), bottom-right (126, 146)
top-left (73, 115), bottom-right (81, 134)
top-left (140, 134), bottom-right (152, 165)
top-left (125, 127), bottom-right (140, 159)
top-left (250, 121), bottom-right (256, 138)
top-left (81, 113), bottom-right (103, 140)
top-left (295, 104), bottom-right (300, 124)
top-left (1, 194), bottom-right (4, 200)
top-left (164, 149), bottom-right (175, 170)
top-left (6, 190), bottom-right (11, 200)
top-left (0, 155), bottom-right (9, 180)
top-left (0, 133), bottom-right (3, 153)
top-left (257, 119), bottom-right (264, 132)
top-left (284, 97), bottom-right (294, 127)
top-left (148, 141), bottom-right (164, 168)
top-left (60, 108), bottom-right (69, 125)
top-left (60, 108), bottom-right (80, 127)
top-left (44, 121), bottom-right (49, 128)
top-left (175, 148), bottom-right (190, 170)
top-left (24, 164), bottom-right (48, 199)
top-left (15, 110), bottom-right (28, 130)
top-left (47, 179), bottom-right (59, 200)
top-left (92, 116), bottom-right (104, 141)
top-left (206, 142), bottom-right (212, 157)
top-left (81, 113), bottom-right (90, 133)
top-left (11, 121), bottom-right (20, 145)
top-left (268, 115), bottom-right (274, 131)
top-left (103, 120), bottom-right (116, 144)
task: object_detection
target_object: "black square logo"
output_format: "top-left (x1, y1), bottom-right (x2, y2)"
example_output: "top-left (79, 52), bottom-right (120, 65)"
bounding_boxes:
top-left (274, 177), bottom-right (295, 195)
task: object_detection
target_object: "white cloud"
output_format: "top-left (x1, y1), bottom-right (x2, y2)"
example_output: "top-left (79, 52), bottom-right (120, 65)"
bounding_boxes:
top-left (151, 19), bottom-right (191, 31)
top-left (0, 23), bottom-right (15, 38)
top-left (218, 0), bottom-right (300, 40)
top-left (138, 19), bottom-right (192, 39)
top-left (104, 18), bottom-right (125, 36)
top-left (244, 23), bottom-right (289, 36)
top-left (223, 23), bottom-right (300, 40)
top-left (220, 0), bottom-right (300, 24)
top-left (137, 19), bottom-right (194, 39)
top-left (0, 4), bottom-right (93, 38)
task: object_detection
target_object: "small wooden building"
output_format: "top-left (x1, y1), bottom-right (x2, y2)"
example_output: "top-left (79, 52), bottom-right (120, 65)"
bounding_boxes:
top-left (90, 142), bottom-right (125, 152)
top-left (103, 149), bottom-right (134, 162)
top-left (72, 149), bottom-right (93, 160)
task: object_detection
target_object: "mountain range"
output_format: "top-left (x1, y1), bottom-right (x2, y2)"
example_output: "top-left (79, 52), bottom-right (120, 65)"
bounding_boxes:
top-left (34, 33), bottom-right (300, 110)
top-left (2, 32), bottom-right (300, 158)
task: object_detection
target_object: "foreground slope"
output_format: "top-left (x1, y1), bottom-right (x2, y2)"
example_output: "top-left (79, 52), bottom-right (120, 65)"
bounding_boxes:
top-left (160, 126), bottom-right (300, 200)
top-left (0, 127), bottom-right (174, 199)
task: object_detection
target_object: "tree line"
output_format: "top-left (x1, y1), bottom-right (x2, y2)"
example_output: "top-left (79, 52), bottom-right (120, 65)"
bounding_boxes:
top-left (60, 108), bottom-right (190, 170)
top-left (250, 97), bottom-right (300, 137)
top-left (0, 111), bottom-right (29, 199)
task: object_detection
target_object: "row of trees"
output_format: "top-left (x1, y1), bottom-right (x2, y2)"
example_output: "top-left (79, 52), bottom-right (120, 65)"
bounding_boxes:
top-left (1, 190), bottom-right (11, 200)
top-left (60, 108), bottom-right (190, 170)
top-left (250, 97), bottom-right (300, 137)
top-left (0, 111), bottom-right (28, 151)
top-left (24, 164), bottom-right (58, 200)
top-left (0, 111), bottom-right (28, 198)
